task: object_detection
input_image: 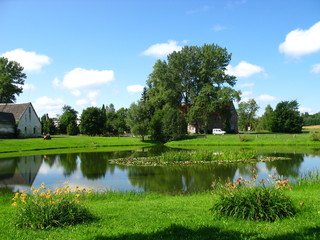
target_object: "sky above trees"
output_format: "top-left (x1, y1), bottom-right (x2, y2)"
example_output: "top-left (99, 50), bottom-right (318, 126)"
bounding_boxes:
top-left (0, 0), bottom-right (319, 117)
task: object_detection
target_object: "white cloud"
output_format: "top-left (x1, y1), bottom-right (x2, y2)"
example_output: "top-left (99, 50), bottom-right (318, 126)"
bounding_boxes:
top-left (142, 40), bottom-right (183, 58)
top-left (212, 24), bottom-right (227, 32)
top-left (127, 85), bottom-right (144, 94)
top-left (62, 67), bottom-right (114, 89)
top-left (1, 48), bottom-right (51, 72)
top-left (226, 61), bottom-right (264, 77)
top-left (33, 96), bottom-right (64, 117)
top-left (299, 107), bottom-right (313, 114)
top-left (76, 99), bottom-right (88, 106)
top-left (71, 90), bottom-right (81, 96)
top-left (241, 91), bottom-right (253, 97)
top-left (87, 90), bottom-right (100, 100)
top-left (256, 94), bottom-right (276, 102)
top-left (311, 63), bottom-right (320, 74)
top-left (239, 82), bottom-right (254, 88)
top-left (23, 83), bottom-right (36, 91)
top-left (279, 21), bottom-right (320, 57)
top-left (52, 77), bottom-right (60, 88)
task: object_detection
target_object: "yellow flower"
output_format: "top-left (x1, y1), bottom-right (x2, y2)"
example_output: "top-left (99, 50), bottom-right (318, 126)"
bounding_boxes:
top-left (47, 189), bottom-right (53, 193)
top-left (46, 194), bottom-right (51, 199)
top-left (41, 182), bottom-right (45, 186)
top-left (50, 200), bottom-right (55, 204)
top-left (30, 187), bottom-right (35, 191)
top-left (11, 202), bottom-right (18, 206)
top-left (75, 194), bottom-right (81, 198)
top-left (40, 192), bottom-right (46, 197)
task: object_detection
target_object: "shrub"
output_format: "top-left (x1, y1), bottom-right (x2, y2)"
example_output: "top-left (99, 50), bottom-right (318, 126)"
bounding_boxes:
top-left (211, 171), bottom-right (297, 222)
top-left (311, 132), bottom-right (320, 141)
top-left (238, 134), bottom-right (249, 142)
top-left (11, 183), bottom-right (94, 229)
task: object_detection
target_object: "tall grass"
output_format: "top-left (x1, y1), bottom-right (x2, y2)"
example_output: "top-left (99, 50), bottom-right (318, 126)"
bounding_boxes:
top-left (158, 150), bottom-right (256, 163)
top-left (211, 171), bottom-right (297, 222)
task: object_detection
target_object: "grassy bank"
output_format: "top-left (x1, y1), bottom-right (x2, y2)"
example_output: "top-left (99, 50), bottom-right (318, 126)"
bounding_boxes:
top-left (0, 135), bottom-right (158, 158)
top-left (0, 181), bottom-right (319, 240)
top-left (166, 133), bottom-right (320, 148)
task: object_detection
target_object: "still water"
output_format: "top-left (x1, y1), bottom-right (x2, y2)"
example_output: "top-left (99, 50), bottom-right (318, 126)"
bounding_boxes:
top-left (1, 148), bottom-right (320, 194)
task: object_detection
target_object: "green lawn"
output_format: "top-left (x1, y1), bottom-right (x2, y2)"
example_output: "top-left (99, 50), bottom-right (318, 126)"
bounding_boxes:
top-left (166, 133), bottom-right (320, 147)
top-left (0, 135), bottom-right (158, 158)
top-left (0, 184), bottom-right (319, 240)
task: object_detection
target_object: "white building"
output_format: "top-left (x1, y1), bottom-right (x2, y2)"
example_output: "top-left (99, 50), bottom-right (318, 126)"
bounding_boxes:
top-left (0, 102), bottom-right (41, 138)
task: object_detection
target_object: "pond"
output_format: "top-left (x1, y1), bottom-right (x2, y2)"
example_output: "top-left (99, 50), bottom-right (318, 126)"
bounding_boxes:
top-left (1, 148), bottom-right (320, 194)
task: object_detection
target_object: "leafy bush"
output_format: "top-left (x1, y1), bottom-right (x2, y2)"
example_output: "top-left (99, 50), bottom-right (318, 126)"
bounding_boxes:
top-left (11, 183), bottom-right (94, 229)
top-left (211, 171), bottom-right (297, 222)
top-left (311, 132), bottom-right (320, 141)
top-left (238, 134), bottom-right (249, 142)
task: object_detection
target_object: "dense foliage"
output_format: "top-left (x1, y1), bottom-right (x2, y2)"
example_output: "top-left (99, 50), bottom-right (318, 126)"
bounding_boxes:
top-left (301, 112), bottom-right (320, 126)
top-left (80, 107), bottom-right (105, 136)
top-left (59, 105), bottom-right (79, 135)
top-left (237, 99), bottom-right (259, 131)
top-left (0, 57), bottom-right (26, 103)
top-left (271, 100), bottom-right (303, 133)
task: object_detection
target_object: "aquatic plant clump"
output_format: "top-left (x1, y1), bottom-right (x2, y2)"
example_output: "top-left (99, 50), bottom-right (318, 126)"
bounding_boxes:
top-left (211, 171), bottom-right (298, 222)
top-left (11, 183), bottom-right (94, 229)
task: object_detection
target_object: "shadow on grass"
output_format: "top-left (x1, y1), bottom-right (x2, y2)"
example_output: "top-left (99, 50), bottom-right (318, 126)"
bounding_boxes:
top-left (94, 224), bottom-right (254, 240)
top-left (258, 226), bottom-right (320, 240)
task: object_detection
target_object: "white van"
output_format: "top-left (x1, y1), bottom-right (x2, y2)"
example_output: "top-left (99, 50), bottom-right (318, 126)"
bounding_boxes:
top-left (212, 128), bottom-right (226, 135)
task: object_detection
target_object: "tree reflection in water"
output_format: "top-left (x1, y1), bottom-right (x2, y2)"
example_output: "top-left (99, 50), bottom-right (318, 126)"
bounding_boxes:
top-left (1, 148), bottom-right (320, 193)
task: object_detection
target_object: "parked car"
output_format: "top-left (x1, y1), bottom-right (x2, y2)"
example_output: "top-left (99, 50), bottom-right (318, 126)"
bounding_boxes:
top-left (212, 128), bottom-right (226, 135)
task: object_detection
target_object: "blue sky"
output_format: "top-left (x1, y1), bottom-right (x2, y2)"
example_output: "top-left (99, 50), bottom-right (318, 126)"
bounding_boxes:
top-left (1, 0), bottom-right (319, 117)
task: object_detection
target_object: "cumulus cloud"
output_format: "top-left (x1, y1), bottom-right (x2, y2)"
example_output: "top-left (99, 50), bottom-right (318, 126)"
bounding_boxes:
top-left (299, 107), bottom-right (313, 114)
top-left (311, 63), bottom-right (320, 74)
top-left (239, 82), bottom-right (254, 88)
top-left (52, 77), bottom-right (60, 88)
top-left (142, 40), bottom-right (183, 58)
top-left (226, 61), bottom-right (264, 77)
top-left (1, 48), bottom-right (51, 72)
top-left (71, 90), bottom-right (81, 96)
top-left (33, 96), bottom-right (64, 117)
top-left (23, 83), bottom-right (36, 91)
top-left (127, 85), bottom-right (144, 94)
top-left (256, 94), bottom-right (276, 102)
top-left (279, 21), bottom-right (320, 57)
top-left (241, 91), bottom-right (253, 97)
top-left (62, 68), bottom-right (114, 89)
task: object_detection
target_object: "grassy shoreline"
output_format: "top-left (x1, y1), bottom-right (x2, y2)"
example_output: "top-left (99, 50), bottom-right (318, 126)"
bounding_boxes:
top-left (0, 135), bottom-right (158, 158)
top-left (0, 133), bottom-right (320, 159)
top-left (1, 182), bottom-right (319, 240)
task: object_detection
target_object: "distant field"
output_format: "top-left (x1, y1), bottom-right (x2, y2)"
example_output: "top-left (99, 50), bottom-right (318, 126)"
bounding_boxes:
top-left (303, 125), bottom-right (320, 130)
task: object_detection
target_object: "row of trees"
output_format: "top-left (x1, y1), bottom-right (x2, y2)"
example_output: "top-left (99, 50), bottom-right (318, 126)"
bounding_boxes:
top-left (238, 99), bottom-right (305, 133)
top-left (41, 104), bottom-right (129, 136)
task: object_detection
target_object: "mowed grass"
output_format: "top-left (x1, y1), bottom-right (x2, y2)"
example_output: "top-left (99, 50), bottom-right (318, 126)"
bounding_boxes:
top-left (0, 135), bottom-right (157, 158)
top-left (166, 132), bottom-right (320, 147)
top-left (0, 182), bottom-right (320, 240)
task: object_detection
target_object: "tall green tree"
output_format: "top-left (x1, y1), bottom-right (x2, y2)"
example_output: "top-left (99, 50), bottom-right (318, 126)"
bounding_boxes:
top-left (256, 105), bottom-right (274, 131)
top-left (80, 107), bottom-right (105, 136)
top-left (59, 105), bottom-right (78, 134)
top-left (0, 57), bottom-right (26, 103)
top-left (237, 99), bottom-right (259, 131)
top-left (40, 114), bottom-right (57, 135)
top-left (126, 102), bottom-right (149, 141)
top-left (271, 100), bottom-right (303, 133)
top-left (145, 43), bottom-right (240, 133)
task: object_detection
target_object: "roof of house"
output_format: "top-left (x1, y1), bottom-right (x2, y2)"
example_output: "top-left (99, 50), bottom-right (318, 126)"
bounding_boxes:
top-left (0, 103), bottom-right (31, 122)
top-left (0, 112), bottom-right (16, 125)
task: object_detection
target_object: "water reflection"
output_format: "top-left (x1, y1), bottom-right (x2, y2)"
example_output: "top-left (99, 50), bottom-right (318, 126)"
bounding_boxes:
top-left (0, 149), bottom-right (319, 194)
